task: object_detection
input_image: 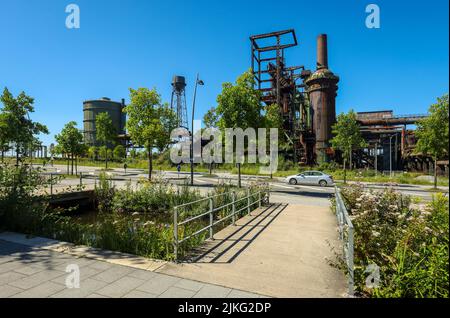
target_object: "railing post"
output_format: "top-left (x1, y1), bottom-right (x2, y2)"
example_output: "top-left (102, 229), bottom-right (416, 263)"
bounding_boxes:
top-left (232, 191), bottom-right (236, 225)
top-left (209, 198), bottom-right (214, 239)
top-left (50, 173), bottom-right (53, 196)
top-left (348, 225), bottom-right (354, 296)
top-left (173, 207), bottom-right (178, 261)
top-left (258, 190), bottom-right (261, 208)
top-left (79, 172), bottom-right (83, 187)
top-left (247, 188), bottom-right (251, 215)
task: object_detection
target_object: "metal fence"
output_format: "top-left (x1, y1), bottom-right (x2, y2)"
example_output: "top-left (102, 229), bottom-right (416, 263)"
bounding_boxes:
top-left (173, 185), bottom-right (270, 261)
top-left (334, 186), bottom-right (354, 296)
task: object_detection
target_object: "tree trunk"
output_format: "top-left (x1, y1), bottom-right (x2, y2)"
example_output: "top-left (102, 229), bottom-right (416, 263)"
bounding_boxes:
top-left (105, 147), bottom-right (108, 170)
top-left (71, 153), bottom-right (74, 175)
top-left (16, 146), bottom-right (19, 166)
top-left (343, 158), bottom-right (347, 184)
top-left (148, 150), bottom-right (153, 180)
top-left (349, 150), bottom-right (352, 170)
top-left (434, 157), bottom-right (438, 189)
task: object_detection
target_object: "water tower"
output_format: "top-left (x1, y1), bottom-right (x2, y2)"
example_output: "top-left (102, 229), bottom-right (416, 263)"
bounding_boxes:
top-left (171, 76), bottom-right (189, 129)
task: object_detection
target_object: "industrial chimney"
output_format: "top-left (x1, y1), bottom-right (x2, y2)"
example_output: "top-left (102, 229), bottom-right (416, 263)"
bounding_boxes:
top-left (317, 34), bottom-right (328, 69)
top-left (305, 34), bottom-right (339, 164)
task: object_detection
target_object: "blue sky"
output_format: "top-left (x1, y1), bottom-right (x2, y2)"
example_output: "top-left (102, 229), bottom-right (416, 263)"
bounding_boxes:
top-left (0, 0), bottom-right (448, 146)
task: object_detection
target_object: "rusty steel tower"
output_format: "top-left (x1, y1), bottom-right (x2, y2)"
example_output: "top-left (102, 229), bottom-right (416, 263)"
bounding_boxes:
top-left (250, 29), bottom-right (315, 164)
top-left (250, 30), bottom-right (339, 165)
top-left (170, 75), bottom-right (189, 129)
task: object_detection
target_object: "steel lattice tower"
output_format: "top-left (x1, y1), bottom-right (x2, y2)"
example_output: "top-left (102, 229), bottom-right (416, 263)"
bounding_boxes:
top-left (170, 76), bottom-right (188, 129)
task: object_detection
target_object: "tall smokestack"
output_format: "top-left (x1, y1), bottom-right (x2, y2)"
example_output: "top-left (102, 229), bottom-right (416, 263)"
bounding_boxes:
top-left (305, 33), bottom-right (339, 164)
top-left (317, 34), bottom-right (328, 70)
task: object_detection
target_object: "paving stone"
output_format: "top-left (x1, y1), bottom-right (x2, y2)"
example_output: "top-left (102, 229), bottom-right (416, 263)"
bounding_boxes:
top-left (11, 281), bottom-right (65, 298)
top-left (0, 256), bottom-right (15, 265)
top-left (87, 261), bottom-right (114, 271)
top-left (14, 265), bottom-right (45, 276)
top-left (158, 286), bottom-right (196, 298)
top-left (193, 284), bottom-right (232, 298)
top-left (0, 271), bottom-right (27, 285)
top-left (122, 290), bottom-right (158, 298)
top-left (90, 265), bottom-right (134, 283)
top-left (127, 269), bottom-right (158, 281)
top-left (86, 293), bottom-right (109, 298)
top-left (174, 279), bottom-right (206, 292)
top-left (136, 274), bottom-right (181, 295)
top-left (8, 269), bottom-right (66, 290)
top-left (226, 289), bottom-right (260, 298)
top-left (0, 261), bottom-right (23, 274)
top-left (0, 284), bottom-right (23, 297)
top-left (96, 276), bottom-right (146, 298)
top-left (50, 278), bottom-right (109, 298)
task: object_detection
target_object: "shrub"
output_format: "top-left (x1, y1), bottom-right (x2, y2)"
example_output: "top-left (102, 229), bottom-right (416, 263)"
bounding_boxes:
top-left (339, 184), bottom-right (449, 297)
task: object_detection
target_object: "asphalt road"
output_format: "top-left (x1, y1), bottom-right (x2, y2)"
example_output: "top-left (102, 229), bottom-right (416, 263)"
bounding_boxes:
top-left (39, 164), bottom-right (446, 203)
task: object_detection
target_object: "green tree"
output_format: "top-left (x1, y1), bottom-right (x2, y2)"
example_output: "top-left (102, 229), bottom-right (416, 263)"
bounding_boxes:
top-left (113, 144), bottom-right (126, 161)
top-left (95, 112), bottom-right (117, 169)
top-left (54, 121), bottom-right (85, 175)
top-left (124, 87), bottom-right (176, 180)
top-left (216, 69), bottom-right (262, 130)
top-left (331, 110), bottom-right (366, 183)
top-left (0, 88), bottom-right (48, 165)
top-left (87, 146), bottom-right (98, 161)
top-left (415, 94), bottom-right (449, 188)
top-left (0, 113), bottom-right (10, 162)
top-left (203, 107), bottom-right (219, 128)
top-left (213, 70), bottom-right (263, 186)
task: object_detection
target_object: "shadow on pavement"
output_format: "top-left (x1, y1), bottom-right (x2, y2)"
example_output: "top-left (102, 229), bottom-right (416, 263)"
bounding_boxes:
top-left (184, 203), bottom-right (287, 264)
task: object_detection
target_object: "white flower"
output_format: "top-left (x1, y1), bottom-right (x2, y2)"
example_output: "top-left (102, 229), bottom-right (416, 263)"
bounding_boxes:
top-left (372, 231), bottom-right (380, 237)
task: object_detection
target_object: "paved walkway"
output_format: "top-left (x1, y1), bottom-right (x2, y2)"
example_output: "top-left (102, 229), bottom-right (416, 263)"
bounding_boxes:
top-left (0, 200), bottom-right (347, 298)
top-left (158, 203), bottom-right (347, 297)
top-left (0, 238), bottom-right (264, 298)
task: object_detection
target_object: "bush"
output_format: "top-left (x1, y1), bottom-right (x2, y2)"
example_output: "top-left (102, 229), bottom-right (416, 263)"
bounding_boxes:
top-left (339, 184), bottom-right (449, 297)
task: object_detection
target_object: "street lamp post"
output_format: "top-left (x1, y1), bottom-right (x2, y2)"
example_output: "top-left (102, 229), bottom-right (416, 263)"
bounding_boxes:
top-left (190, 74), bottom-right (204, 186)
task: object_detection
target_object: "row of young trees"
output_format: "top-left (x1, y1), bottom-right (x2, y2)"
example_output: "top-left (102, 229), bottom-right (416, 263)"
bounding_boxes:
top-left (53, 88), bottom-right (177, 178)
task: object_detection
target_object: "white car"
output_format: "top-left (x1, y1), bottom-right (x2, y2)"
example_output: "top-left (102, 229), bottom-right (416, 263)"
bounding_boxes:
top-left (285, 171), bottom-right (334, 187)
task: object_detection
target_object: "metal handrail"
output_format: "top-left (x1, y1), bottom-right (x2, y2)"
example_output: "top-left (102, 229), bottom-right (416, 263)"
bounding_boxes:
top-left (334, 186), bottom-right (354, 296)
top-left (173, 185), bottom-right (270, 260)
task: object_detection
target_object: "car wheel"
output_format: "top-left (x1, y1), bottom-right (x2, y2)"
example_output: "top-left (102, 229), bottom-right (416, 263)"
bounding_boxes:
top-left (319, 180), bottom-right (327, 187)
top-left (289, 178), bottom-right (297, 185)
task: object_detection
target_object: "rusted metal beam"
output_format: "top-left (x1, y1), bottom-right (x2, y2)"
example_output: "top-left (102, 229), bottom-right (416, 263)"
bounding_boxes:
top-left (249, 29), bottom-right (296, 40)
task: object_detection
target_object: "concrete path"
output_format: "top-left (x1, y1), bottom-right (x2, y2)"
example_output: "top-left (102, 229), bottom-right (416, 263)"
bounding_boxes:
top-left (0, 238), bottom-right (264, 298)
top-left (157, 203), bottom-right (347, 298)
